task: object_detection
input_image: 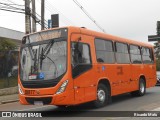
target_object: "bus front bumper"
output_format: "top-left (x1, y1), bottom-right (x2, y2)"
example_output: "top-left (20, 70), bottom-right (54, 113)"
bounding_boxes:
top-left (19, 89), bottom-right (75, 106)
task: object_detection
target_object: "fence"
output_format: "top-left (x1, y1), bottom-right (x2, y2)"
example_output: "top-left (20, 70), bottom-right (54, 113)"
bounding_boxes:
top-left (0, 50), bottom-right (18, 89)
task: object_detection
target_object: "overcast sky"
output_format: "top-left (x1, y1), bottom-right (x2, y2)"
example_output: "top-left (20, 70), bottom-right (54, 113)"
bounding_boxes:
top-left (0, 0), bottom-right (160, 44)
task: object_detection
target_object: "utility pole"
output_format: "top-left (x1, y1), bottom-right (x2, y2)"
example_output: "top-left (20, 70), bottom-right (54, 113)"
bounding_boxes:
top-left (25, 0), bottom-right (31, 34)
top-left (148, 21), bottom-right (160, 42)
top-left (32, 0), bottom-right (36, 32)
top-left (148, 21), bottom-right (160, 56)
top-left (41, 0), bottom-right (45, 30)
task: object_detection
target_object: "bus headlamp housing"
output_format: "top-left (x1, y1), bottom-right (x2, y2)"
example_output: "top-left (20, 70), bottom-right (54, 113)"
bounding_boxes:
top-left (18, 84), bottom-right (24, 95)
top-left (56, 80), bottom-right (68, 94)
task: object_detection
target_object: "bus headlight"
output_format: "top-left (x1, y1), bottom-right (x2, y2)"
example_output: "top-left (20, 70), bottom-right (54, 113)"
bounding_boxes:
top-left (56, 80), bottom-right (68, 94)
top-left (18, 84), bottom-right (24, 95)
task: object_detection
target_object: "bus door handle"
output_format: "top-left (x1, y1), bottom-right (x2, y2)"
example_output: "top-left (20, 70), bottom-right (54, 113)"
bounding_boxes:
top-left (90, 84), bottom-right (96, 87)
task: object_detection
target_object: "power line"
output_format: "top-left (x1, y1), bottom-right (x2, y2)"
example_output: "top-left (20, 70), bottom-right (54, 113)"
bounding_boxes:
top-left (37, 0), bottom-right (75, 26)
top-left (0, 1), bottom-right (25, 14)
top-left (3, 0), bottom-right (24, 6)
top-left (6, 0), bottom-right (16, 4)
top-left (73, 0), bottom-right (105, 33)
top-left (5, 3), bottom-right (24, 6)
top-left (0, 1), bottom-right (48, 29)
top-left (0, 2), bottom-right (24, 11)
top-left (45, 0), bottom-right (74, 25)
top-left (0, 8), bottom-right (24, 14)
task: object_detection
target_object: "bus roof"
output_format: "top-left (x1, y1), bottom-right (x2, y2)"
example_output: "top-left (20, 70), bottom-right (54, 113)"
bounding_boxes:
top-left (25, 26), bottom-right (153, 48)
top-left (68, 26), bottom-right (153, 48)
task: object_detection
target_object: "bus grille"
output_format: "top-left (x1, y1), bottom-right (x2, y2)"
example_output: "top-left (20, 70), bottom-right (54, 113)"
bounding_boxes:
top-left (25, 97), bottom-right (52, 105)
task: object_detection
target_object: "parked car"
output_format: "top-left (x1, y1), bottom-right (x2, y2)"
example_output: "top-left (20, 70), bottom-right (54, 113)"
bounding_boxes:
top-left (156, 71), bottom-right (160, 85)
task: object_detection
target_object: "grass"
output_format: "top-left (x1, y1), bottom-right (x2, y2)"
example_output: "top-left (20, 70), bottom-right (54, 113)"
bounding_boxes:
top-left (0, 76), bottom-right (18, 89)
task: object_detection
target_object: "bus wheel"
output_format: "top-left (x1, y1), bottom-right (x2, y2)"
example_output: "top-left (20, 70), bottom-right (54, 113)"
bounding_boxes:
top-left (93, 83), bottom-right (109, 108)
top-left (131, 78), bottom-right (146, 97)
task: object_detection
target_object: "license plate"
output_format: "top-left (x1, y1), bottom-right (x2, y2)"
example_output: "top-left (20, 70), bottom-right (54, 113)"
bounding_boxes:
top-left (34, 101), bottom-right (43, 105)
top-left (29, 75), bottom-right (37, 80)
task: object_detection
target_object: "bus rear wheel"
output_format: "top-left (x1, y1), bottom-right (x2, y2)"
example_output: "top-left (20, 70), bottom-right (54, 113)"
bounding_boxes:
top-left (93, 83), bottom-right (109, 108)
top-left (131, 78), bottom-right (146, 97)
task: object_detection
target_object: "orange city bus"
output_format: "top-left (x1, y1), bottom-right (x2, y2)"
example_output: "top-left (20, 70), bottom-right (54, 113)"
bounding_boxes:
top-left (18, 26), bottom-right (156, 108)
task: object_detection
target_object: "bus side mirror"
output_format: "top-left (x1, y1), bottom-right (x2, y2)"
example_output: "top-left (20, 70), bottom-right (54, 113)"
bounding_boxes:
top-left (74, 42), bottom-right (83, 54)
top-left (22, 37), bottom-right (26, 44)
top-left (77, 42), bottom-right (83, 53)
top-left (72, 42), bottom-right (83, 67)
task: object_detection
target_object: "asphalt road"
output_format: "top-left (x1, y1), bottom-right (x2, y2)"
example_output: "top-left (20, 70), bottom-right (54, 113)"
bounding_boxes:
top-left (0, 86), bottom-right (160, 120)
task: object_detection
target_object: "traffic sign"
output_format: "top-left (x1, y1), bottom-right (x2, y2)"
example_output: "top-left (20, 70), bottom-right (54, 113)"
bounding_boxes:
top-left (48, 19), bottom-right (52, 28)
top-left (148, 35), bottom-right (160, 41)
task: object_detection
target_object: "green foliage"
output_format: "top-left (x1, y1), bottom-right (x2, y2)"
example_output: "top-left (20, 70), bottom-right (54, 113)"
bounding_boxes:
top-left (0, 37), bottom-right (17, 51)
top-left (156, 58), bottom-right (160, 71)
top-left (155, 42), bottom-right (160, 71)
top-left (0, 76), bottom-right (18, 89)
top-left (0, 38), bottom-right (18, 78)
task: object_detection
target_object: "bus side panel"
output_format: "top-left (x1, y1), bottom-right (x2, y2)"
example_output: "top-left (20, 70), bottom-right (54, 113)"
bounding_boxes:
top-left (104, 64), bottom-right (122, 96)
top-left (144, 64), bottom-right (156, 88)
top-left (143, 48), bottom-right (156, 88)
top-left (130, 64), bottom-right (144, 92)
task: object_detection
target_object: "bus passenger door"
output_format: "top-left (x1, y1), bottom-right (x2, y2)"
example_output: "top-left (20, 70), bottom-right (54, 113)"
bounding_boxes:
top-left (71, 34), bottom-right (96, 104)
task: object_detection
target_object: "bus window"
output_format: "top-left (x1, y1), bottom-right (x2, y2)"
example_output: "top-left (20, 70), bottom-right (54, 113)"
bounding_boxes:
top-left (130, 45), bottom-right (142, 64)
top-left (141, 47), bottom-right (153, 64)
top-left (95, 39), bottom-right (115, 63)
top-left (71, 42), bottom-right (92, 78)
top-left (115, 42), bottom-right (130, 64)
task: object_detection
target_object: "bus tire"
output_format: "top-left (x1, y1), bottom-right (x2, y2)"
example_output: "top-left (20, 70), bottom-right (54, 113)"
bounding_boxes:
top-left (93, 83), bottom-right (109, 108)
top-left (131, 78), bottom-right (146, 97)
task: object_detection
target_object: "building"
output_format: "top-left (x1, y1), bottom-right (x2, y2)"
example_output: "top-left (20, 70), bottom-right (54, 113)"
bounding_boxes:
top-left (0, 27), bottom-right (24, 48)
top-left (0, 27), bottom-right (24, 79)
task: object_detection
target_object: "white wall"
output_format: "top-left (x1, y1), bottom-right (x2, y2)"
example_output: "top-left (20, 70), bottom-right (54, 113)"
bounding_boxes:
top-left (0, 27), bottom-right (24, 40)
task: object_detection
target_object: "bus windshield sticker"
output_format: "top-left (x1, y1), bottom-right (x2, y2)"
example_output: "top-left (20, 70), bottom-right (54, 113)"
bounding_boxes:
top-left (38, 72), bottom-right (45, 79)
top-left (29, 75), bottom-right (37, 80)
top-left (59, 64), bottom-right (62, 69)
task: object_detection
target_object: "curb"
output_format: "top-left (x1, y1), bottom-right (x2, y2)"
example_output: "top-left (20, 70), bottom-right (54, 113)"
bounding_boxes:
top-left (0, 99), bottom-right (19, 104)
top-left (0, 86), bottom-right (18, 96)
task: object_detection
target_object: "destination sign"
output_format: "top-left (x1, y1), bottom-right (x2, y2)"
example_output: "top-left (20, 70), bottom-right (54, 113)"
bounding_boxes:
top-left (35, 30), bottom-right (61, 41)
top-left (24, 28), bottom-right (68, 44)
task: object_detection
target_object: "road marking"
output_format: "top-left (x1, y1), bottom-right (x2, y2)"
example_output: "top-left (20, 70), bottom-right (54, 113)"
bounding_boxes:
top-left (18, 105), bottom-right (54, 111)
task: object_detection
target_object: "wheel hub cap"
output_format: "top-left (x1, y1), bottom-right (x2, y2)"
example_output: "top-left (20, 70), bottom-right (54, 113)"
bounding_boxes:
top-left (97, 89), bottom-right (105, 102)
top-left (140, 82), bottom-right (145, 93)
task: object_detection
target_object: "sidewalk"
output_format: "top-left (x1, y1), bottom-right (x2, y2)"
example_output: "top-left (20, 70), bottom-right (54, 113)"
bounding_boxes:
top-left (0, 94), bottom-right (19, 105)
top-left (0, 86), bottom-right (19, 104)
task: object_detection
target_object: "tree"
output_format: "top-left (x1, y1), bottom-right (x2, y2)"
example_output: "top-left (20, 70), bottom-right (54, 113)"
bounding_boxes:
top-left (154, 42), bottom-right (160, 71)
top-left (0, 37), bottom-right (17, 51)
top-left (0, 37), bottom-right (18, 77)
top-left (156, 59), bottom-right (160, 71)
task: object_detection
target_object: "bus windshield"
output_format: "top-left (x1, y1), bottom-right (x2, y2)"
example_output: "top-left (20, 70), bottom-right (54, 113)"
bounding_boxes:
top-left (20, 36), bottom-right (67, 81)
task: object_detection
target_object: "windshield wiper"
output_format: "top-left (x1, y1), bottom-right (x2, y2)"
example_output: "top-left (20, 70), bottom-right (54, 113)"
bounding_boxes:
top-left (41, 40), bottom-right (54, 60)
top-left (39, 40), bottom-right (58, 77)
top-left (40, 40), bottom-right (54, 69)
